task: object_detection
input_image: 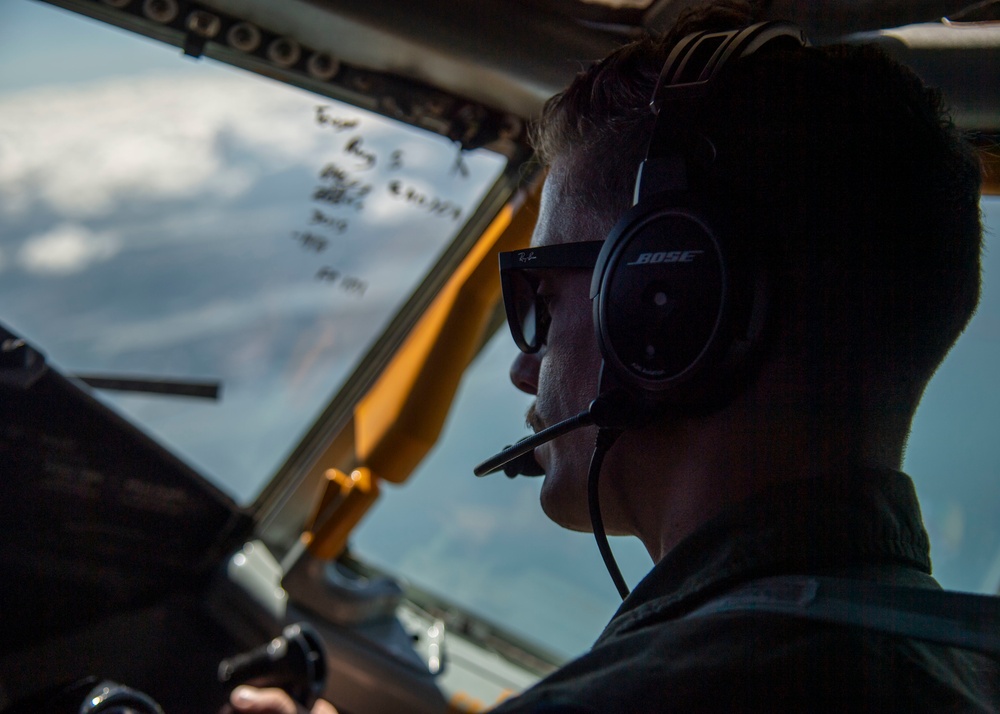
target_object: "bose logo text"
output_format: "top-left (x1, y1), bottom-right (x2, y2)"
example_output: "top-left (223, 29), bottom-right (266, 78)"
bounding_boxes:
top-left (627, 250), bottom-right (704, 266)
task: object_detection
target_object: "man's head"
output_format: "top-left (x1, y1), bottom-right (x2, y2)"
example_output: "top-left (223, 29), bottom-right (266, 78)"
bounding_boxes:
top-left (509, 0), bottom-right (983, 541)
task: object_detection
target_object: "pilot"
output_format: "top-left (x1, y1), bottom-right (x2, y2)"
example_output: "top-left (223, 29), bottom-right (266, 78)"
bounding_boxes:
top-left (234, 1), bottom-right (998, 712)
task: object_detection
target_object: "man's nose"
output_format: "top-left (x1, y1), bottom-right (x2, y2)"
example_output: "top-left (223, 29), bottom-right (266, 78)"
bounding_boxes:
top-left (510, 350), bottom-right (540, 395)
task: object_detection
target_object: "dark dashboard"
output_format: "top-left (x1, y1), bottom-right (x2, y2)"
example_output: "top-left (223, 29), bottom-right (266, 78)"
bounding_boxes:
top-left (0, 322), bottom-right (255, 710)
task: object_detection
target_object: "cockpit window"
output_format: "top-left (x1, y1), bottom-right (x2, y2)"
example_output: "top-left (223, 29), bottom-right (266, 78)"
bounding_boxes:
top-left (906, 197), bottom-right (1000, 595)
top-left (0, 1), bottom-right (507, 504)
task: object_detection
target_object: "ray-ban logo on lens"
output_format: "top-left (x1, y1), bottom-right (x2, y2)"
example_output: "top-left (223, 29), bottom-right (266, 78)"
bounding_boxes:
top-left (627, 250), bottom-right (703, 266)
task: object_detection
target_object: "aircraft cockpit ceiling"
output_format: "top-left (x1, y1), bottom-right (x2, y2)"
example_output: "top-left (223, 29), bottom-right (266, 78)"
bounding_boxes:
top-left (40, 0), bottom-right (1000, 148)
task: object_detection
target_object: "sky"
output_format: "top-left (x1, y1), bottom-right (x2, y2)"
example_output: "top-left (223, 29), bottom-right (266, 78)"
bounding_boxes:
top-left (2, 0), bottom-right (998, 662)
top-left (0, 0), bottom-right (505, 500)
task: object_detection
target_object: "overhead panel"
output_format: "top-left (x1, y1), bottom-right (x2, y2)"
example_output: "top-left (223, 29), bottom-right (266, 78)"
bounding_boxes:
top-left (39, 0), bottom-right (531, 150)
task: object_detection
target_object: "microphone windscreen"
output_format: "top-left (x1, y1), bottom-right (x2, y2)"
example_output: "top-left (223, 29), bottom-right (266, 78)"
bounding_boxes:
top-left (503, 451), bottom-right (544, 477)
top-left (474, 409), bottom-right (594, 477)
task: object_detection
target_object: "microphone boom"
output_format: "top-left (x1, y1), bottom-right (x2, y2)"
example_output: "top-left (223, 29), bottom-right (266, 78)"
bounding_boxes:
top-left (474, 410), bottom-right (594, 477)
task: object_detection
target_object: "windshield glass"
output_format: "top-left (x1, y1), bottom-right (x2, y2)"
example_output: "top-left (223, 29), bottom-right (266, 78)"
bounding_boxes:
top-left (0, 1), bottom-right (507, 504)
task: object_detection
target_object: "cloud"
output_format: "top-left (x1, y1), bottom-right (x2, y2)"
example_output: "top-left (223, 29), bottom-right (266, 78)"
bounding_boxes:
top-left (18, 222), bottom-right (120, 274)
top-left (452, 505), bottom-right (502, 544)
top-left (0, 70), bottom-right (345, 219)
top-left (0, 64), bottom-right (506, 247)
top-left (83, 280), bottom-right (387, 358)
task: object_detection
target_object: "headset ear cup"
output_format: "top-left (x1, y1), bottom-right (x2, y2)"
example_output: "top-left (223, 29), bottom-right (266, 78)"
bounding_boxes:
top-left (711, 251), bottom-right (772, 406)
top-left (592, 193), bottom-right (765, 413)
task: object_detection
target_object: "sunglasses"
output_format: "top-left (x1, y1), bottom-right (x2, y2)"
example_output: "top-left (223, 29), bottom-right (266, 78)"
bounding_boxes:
top-left (499, 241), bottom-right (604, 353)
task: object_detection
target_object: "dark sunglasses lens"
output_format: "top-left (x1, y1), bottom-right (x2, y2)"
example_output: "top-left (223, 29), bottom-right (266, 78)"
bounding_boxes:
top-left (520, 299), bottom-right (538, 349)
top-left (506, 270), bottom-right (540, 352)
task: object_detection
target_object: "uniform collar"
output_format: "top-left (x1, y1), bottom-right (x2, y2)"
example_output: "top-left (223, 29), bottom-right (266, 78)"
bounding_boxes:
top-left (599, 468), bottom-right (931, 642)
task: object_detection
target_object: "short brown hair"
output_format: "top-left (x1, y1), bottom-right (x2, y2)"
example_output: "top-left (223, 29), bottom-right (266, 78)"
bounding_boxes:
top-left (531, 0), bottom-right (983, 414)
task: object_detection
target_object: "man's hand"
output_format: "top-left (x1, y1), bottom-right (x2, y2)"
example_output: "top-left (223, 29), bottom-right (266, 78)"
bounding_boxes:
top-left (229, 686), bottom-right (339, 714)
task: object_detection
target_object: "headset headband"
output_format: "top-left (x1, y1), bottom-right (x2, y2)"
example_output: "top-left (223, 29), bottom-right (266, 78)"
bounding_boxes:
top-left (636, 21), bottom-right (807, 203)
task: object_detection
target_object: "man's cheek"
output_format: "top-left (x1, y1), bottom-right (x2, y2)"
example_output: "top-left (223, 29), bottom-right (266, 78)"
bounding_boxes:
top-left (537, 359), bottom-right (573, 418)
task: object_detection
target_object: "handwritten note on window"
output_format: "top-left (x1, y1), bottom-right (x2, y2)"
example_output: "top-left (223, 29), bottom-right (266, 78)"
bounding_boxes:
top-left (287, 105), bottom-right (478, 298)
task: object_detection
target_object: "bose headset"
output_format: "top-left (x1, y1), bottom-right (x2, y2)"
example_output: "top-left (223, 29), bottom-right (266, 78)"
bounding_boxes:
top-left (477, 22), bottom-right (808, 597)
top-left (592, 21), bottom-right (806, 418)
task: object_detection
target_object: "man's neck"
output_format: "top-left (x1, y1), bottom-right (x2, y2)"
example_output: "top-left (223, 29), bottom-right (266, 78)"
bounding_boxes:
top-left (610, 401), bottom-right (904, 564)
